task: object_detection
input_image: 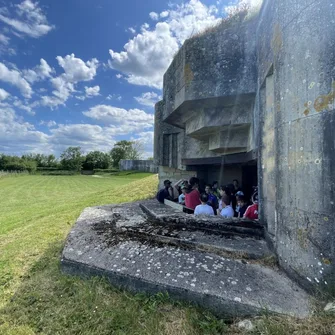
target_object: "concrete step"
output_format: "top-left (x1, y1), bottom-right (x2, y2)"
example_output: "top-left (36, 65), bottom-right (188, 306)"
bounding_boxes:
top-left (140, 200), bottom-right (265, 238)
top-left (111, 226), bottom-right (272, 260)
top-left (61, 202), bottom-right (312, 318)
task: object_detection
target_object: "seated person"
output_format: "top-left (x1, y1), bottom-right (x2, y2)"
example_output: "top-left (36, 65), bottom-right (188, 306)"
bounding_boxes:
top-left (205, 184), bottom-right (218, 213)
top-left (194, 193), bottom-right (215, 216)
top-left (219, 195), bottom-right (234, 218)
top-left (178, 185), bottom-right (187, 205)
top-left (234, 191), bottom-right (245, 216)
top-left (236, 195), bottom-right (248, 218)
top-left (244, 192), bottom-right (259, 220)
top-left (156, 180), bottom-right (173, 203)
top-left (185, 177), bottom-right (201, 210)
top-left (218, 186), bottom-right (232, 211)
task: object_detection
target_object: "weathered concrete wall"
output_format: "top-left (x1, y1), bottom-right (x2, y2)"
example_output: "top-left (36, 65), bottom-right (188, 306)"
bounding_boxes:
top-left (158, 166), bottom-right (196, 189)
top-left (163, 17), bottom-right (258, 120)
top-left (119, 160), bottom-right (158, 173)
top-left (155, 0), bottom-right (335, 291)
top-left (154, 101), bottom-right (185, 170)
top-left (257, 0), bottom-right (335, 290)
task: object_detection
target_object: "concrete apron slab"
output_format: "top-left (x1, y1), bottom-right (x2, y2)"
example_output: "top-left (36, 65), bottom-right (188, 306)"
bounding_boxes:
top-left (61, 202), bottom-right (312, 318)
top-left (140, 200), bottom-right (265, 238)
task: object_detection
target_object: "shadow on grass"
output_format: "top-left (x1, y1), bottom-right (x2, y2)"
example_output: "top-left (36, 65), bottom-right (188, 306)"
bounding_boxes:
top-left (0, 241), bottom-right (228, 335)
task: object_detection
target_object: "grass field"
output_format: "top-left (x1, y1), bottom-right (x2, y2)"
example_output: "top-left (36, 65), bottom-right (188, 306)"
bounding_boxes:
top-left (0, 174), bottom-right (334, 335)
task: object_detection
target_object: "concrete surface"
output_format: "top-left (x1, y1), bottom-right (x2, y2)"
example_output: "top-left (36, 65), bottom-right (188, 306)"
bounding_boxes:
top-left (62, 201), bottom-right (312, 318)
top-left (154, 0), bottom-right (335, 290)
top-left (119, 160), bottom-right (158, 173)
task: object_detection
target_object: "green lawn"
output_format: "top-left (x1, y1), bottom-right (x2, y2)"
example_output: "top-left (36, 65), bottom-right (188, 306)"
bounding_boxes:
top-left (0, 174), bottom-right (227, 335)
top-left (0, 174), bottom-right (334, 335)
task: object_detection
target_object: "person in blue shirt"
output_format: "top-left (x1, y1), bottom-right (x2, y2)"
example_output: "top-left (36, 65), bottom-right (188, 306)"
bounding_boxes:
top-left (156, 180), bottom-right (173, 203)
top-left (205, 184), bottom-right (218, 214)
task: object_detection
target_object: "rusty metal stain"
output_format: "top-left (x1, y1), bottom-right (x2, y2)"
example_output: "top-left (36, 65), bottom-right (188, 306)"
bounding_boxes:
top-left (313, 82), bottom-right (335, 112)
top-left (322, 258), bottom-right (331, 265)
top-left (184, 63), bottom-right (194, 86)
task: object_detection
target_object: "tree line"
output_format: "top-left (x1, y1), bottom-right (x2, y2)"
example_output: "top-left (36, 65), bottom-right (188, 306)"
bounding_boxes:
top-left (0, 140), bottom-right (147, 173)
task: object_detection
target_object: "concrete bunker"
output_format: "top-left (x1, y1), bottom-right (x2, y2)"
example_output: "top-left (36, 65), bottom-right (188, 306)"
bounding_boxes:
top-left (154, 0), bottom-right (335, 291)
top-left (62, 0), bottom-right (334, 318)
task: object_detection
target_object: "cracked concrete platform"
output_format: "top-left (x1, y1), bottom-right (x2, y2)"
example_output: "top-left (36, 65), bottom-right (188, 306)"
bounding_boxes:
top-left (61, 201), bottom-right (312, 318)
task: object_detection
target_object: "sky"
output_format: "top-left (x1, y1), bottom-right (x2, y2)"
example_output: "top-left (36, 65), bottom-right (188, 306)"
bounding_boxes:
top-left (0, 0), bottom-right (258, 158)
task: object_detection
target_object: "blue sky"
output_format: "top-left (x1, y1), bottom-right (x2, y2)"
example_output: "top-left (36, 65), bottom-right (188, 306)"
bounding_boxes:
top-left (0, 0), bottom-right (253, 158)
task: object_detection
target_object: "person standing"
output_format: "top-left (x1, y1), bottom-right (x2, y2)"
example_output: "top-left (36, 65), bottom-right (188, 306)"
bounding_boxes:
top-left (205, 184), bottom-right (218, 214)
top-left (185, 177), bottom-right (201, 210)
top-left (232, 179), bottom-right (242, 195)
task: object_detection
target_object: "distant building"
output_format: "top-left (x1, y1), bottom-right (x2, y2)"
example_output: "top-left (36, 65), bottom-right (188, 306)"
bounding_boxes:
top-left (154, 0), bottom-right (335, 290)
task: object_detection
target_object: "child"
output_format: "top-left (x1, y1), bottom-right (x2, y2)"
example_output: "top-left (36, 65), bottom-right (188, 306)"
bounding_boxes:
top-left (219, 195), bottom-right (234, 218)
top-left (244, 192), bottom-right (258, 220)
top-left (237, 195), bottom-right (248, 218)
top-left (178, 186), bottom-right (187, 205)
top-left (194, 193), bottom-right (215, 216)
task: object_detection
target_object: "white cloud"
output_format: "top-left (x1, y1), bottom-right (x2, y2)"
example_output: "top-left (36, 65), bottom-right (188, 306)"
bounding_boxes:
top-left (224, 0), bottom-right (263, 15)
top-left (0, 62), bottom-right (32, 98)
top-left (116, 73), bottom-right (123, 79)
top-left (39, 120), bottom-right (57, 128)
top-left (128, 27), bottom-right (136, 34)
top-left (134, 91), bottom-right (161, 107)
top-left (23, 58), bottom-right (54, 83)
top-left (160, 11), bottom-right (169, 18)
top-left (40, 54), bottom-right (99, 108)
top-left (12, 98), bottom-right (35, 115)
top-left (149, 12), bottom-right (159, 20)
top-left (0, 107), bottom-right (48, 154)
top-left (0, 0), bottom-right (54, 38)
top-left (167, 0), bottom-right (220, 43)
top-left (0, 33), bottom-right (10, 45)
top-left (50, 76), bottom-right (75, 102)
top-left (0, 88), bottom-right (10, 101)
top-left (56, 53), bottom-right (99, 83)
top-left (141, 23), bottom-right (150, 31)
top-left (85, 85), bottom-right (100, 97)
top-left (49, 123), bottom-right (116, 153)
top-left (106, 94), bottom-right (122, 101)
top-left (83, 104), bottom-right (154, 127)
top-left (108, 0), bottom-right (220, 89)
top-left (109, 22), bottom-right (178, 89)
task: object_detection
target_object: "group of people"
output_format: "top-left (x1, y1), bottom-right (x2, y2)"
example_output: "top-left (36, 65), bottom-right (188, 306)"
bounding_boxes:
top-left (157, 177), bottom-right (258, 220)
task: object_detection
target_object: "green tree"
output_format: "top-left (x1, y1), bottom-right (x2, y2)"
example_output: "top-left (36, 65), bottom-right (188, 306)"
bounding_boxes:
top-left (0, 154), bottom-right (37, 173)
top-left (128, 140), bottom-right (144, 160)
top-left (60, 147), bottom-right (83, 171)
top-left (21, 153), bottom-right (59, 168)
top-left (110, 140), bottom-right (143, 168)
top-left (82, 151), bottom-right (110, 170)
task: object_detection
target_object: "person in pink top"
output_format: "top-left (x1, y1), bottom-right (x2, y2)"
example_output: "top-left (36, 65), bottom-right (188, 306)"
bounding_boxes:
top-left (185, 177), bottom-right (201, 210)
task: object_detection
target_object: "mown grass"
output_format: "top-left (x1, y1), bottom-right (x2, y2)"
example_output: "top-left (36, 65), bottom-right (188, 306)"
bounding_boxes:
top-left (0, 174), bottom-right (228, 335)
top-left (0, 174), bottom-right (334, 335)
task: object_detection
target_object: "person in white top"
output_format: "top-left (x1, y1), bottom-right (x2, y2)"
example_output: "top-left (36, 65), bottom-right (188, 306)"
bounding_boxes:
top-left (219, 195), bottom-right (234, 218)
top-left (194, 193), bottom-right (215, 216)
top-left (178, 185), bottom-right (187, 205)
